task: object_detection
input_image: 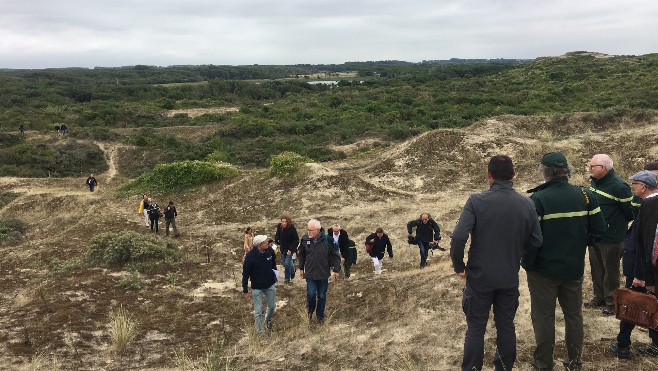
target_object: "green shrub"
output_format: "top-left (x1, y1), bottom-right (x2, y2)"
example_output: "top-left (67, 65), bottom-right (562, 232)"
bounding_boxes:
top-left (120, 160), bottom-right (239, 194)
top-left (118, 272), bottom-right (146, 290)
top-left (268, 151), bottom-right (311, 177)
top-left (0, 192), bottom-right (21, 207)
top-left (50, 257), bottom-right (85, 275)
top-left (0, 218), bottom-right (26, 245)
top-left (87, 231), bottom-right (181, 273)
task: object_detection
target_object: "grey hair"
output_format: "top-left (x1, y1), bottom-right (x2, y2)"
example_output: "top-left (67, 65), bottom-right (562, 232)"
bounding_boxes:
top-left (592, 154), bottom-right (614, 171)
top-left (540, 164), bottom-right (571, 182)
top-left (308, 219), bottom-right (321, 230)
top-left (331, 223), bottom-right (341, 229)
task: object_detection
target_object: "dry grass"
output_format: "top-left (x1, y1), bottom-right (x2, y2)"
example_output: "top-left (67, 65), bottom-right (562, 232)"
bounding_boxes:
top-left (109, 305), bottom-right (139, 354)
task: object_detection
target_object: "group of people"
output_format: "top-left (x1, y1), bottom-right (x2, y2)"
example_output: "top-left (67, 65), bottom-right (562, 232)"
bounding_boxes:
top-left (137, 193), bottom-right (180, 237)
top-left (450, 152), bottom-right (658, 370)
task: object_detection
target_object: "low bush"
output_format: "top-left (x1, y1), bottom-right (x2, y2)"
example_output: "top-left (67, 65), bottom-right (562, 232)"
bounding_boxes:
top-left (0, 218), bottom-right (26, 245)
top-left (268, 151), bottom-right (311, 177)
top-left (87, 231), bottom-right (181, 273)
top-left (119, 160), bottom-right (239, 194)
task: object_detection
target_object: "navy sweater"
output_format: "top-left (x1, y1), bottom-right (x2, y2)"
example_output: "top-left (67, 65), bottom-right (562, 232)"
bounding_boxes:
top-left (242, 247), bottom-right (277, 293)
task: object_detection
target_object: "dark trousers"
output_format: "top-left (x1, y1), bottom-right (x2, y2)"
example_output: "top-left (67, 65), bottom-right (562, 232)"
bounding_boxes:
top-left (461, 281), bottom-right (519, 371)
top-left (306, 279), bottom-right (329, 321)
top-left (588, 241), bottom-right (623, 305)
top-left (344, 248), bottom-right (357, 277)
top-left (150, 217), bottom-right (159, 232)
top-left (165, 218), bottom-right (178, 236)
top-left (418, 240), bottom-right (429, 266)
top-left (616, 276), bottom-right (658, 348)
top-left (526, 271), bottom-right (583, 370)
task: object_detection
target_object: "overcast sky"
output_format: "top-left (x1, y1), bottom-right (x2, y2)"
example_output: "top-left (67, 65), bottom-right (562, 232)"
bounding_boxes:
top-left (2, 0), bottom-right (657, 69)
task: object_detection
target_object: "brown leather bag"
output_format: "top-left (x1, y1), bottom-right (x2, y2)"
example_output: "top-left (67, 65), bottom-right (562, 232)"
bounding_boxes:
top-left (613, 288), bottom-right (658, 328)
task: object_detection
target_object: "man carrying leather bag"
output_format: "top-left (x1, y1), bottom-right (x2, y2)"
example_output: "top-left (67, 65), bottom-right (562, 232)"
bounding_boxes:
top-left (611, 170), bottom-right (658, 359)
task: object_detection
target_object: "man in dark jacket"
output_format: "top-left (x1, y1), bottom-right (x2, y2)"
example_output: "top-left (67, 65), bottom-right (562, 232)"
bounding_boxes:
top-left (298, 219), bottom-right (341, 323)
top-left (329, 224), bottom-right (351, 278)
top-left (242, 234), bottom-right (277, 335)
top-left (524, 152), bottom-right (607, 370)
top-left (163, 201), bottom-right (179, 237)
top-left (587, 154), bottom-right (634, 314)
top-left (86, 174), bottom-right (97, 192)
top-left (450, 155), bottom-right (543, 371)
top-left (610, 170), bottom-right (658, 359)
top-left (407, 212), bottom-right (441, 268)
top-left (274, 215), bottom-right (299, 284)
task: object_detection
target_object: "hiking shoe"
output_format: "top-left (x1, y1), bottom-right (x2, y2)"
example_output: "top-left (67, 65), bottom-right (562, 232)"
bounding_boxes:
top-left (602, 305), bottom-right (615, 316)
top-left (609, 342), bottom-right (631, 359)
top-left (637, 344), bottom-right (658, 357)
top-left (266, 320), bottom-right (273, 330)
top-left (584, 299), bottom-right (605, 308)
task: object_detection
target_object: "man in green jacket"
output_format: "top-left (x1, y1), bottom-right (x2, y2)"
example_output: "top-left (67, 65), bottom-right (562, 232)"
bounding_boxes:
top-left (523, 152), bottom-right (607, 370)
top-left (587, 154), bottom-right (634, 315)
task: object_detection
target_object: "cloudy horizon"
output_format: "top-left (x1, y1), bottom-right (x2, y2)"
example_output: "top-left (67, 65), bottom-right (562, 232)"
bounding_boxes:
top-left (2, 0), bottom-right (657, 69)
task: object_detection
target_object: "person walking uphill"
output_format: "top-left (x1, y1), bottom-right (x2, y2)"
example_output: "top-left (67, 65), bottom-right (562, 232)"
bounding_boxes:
top-left (242, 235), bottom-right (278, 335)
top-left (298, 219), bottom-right (341, 324)
top-left (587, 154), bottom-right (634, 315)
top-left (86, 174), bottom-right (97, 192)
top-left (523, 152), bottom-right (607, 370)
top-left (450, 155), bottom-right (543, 371)
top-left (365, 227), bottom-right (393, 275)
top-left (407, 212), bottom-right (441, 268)
top-left (138, 194), bottom-right (150, 228)
top-left (274, 215), bottom-right (299, 284)
top-left (163, 201), bottom-right (179, 237)
top-left (147, 199), bottom-right (161, 233)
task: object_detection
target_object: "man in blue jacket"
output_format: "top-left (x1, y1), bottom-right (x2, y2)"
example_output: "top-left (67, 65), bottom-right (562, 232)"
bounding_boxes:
top-left (242, 234), bottom-right (278, 335)
top-left (451, 155), bottom-right (543, 371)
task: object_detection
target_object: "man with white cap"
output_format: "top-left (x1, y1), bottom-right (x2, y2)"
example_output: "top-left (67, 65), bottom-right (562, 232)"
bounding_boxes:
top-left (242, 234), bottom-right (278, 335)
top-left (610, 170), bottom-right (658, 359)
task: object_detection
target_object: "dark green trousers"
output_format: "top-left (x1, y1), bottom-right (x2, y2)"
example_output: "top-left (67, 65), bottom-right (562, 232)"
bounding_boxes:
top-left (526, 271), bottom-right (583, 370)
top-left (588, 241), bottom-right (623, 305)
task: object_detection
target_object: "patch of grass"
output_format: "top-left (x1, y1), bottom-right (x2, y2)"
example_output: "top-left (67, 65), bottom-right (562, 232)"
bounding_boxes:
top-left (118, 272), bottom-right (146, 290)
top-left (0, 218), bottom-right (26, 245)
top-left (87, 231), bottom-right (181, 273)
top-left (0, 191), bottom-right (21, 206)
top-left (109, 305), bottom-right (138, 354)
top-left (49, 257), bottom-right (85, 276)
top-left (268, 151), bottom-right (312, 177)
top-left (119, 160), bottom-right (239, 195)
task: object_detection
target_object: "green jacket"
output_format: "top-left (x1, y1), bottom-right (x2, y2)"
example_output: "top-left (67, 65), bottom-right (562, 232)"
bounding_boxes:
top-left (589, 169), bottom-right (634, 243)
top-left (523, 177), bottom-right (607, 281)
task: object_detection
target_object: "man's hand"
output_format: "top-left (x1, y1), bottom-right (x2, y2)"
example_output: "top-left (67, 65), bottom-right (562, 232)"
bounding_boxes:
top-left (340, 257), bottom-right (345, 264)
top-left (647, 285), bottom-right (656, 294)
top-left (632, 278), bottom-right (646, 287)
top-left (456, 270), bottom-right (467, 280)
top-left (287, 251), bottom-right (292, 256)
top-left (332, 271), bottom-right (339, 281)
top-left (243, 292), bottom-right (251, 302)
top-left (299, 270), bottom-right (305, 279)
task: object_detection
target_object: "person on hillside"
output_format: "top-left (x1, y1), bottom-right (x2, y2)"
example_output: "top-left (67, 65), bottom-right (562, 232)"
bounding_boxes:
top-left (147, 198), bottom-right (161, 233)
top-left (523, 152), bottom-right (607, 370)
top-left (346, 238), bottom-right (357, 277)
top-left (60, 124), bottom-right (68, 135)
top-left (242, 234), bottom-right (278, 335)
top-left (86, 174), bottom-right (97, 192)
top-left (609, 170), bottom-right (658, 359)
top-left (274, 215), bottom-right (299, 284)
top-left (328, 224), bottom-right (351, 279)
top-left (407, 212), bottom-right (441, 268)
top-left (243, 227), bottom-right (254, 262)
top-left (450, 155), bottom-right (543, 371)
top-left (365, 227), bottom-right (393, 275)
top-left (163, 201), bottom-right (179, 237)
top-left (19, 122), bottom-right (24, 135)
top-left (298, 219), bottom-right (341, 324)
top-left (138, 194), bottom-right (150, 228)
top-left (587, 154), bottom-right (634, 315)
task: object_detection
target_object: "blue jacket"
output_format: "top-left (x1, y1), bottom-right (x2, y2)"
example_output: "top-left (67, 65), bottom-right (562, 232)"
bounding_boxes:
top-left (242, 247), bottom-right (277, 293)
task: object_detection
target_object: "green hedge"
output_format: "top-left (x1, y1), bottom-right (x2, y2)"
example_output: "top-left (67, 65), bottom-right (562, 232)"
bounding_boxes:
top-left (87, 231), bottom-right (180, 273)
top-left (269, 151), bottom-right (311, 177)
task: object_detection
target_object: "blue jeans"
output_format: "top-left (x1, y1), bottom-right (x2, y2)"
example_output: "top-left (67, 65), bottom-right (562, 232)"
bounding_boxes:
top-left (306, 279), bottom-right (329, 321)
top-left (282, 254), bottom-right (295, 281)
top-left (418, 240), bottom-right (429, 266)
top-left (252, 283), bottom-right (276, 334)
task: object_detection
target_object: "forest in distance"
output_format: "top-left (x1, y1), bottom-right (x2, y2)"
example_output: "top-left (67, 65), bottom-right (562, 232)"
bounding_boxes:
top-left (1, 51), bottom-right (658, 176)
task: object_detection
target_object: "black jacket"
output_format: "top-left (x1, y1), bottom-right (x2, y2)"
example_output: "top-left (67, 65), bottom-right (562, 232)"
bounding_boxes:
top-left (298, 232), bottom-right (341, 279)
top-left (328, 229), bottom-right (350, 259)
top-left (636, 195), bottom-right (658, 286)
top-left (407, 216), bottom-right (441, 243)
top-left (164, 205), bottom-right (177, 219)
top-left (365, 233), bottom-right (393, 259)
top-left (274, 224), bottom-right (300, 255)
top-left (622, 215), bottom-right (644, 281)
top-left (242, 246), bottom-right (277, 293)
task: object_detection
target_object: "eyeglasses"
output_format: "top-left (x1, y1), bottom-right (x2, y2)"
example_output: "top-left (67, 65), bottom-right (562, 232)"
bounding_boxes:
top-left (307, 228), bottom-right (317, 232)
top-left (588, 164), bottom-right (605, 170)
top-left (422, 219), bottom-right (428, 222)
top-left (631, 182), bottom-right (646, 187)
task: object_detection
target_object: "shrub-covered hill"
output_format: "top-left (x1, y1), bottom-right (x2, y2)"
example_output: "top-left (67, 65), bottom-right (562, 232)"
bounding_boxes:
top-left (1, 112), bottom-right (658, 369)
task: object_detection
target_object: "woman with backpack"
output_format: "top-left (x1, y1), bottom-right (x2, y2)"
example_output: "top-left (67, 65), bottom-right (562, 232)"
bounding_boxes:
top-left (365, 227), bottom-right (393, 275)
top-left (148, 198), bottom-right (161, 233)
